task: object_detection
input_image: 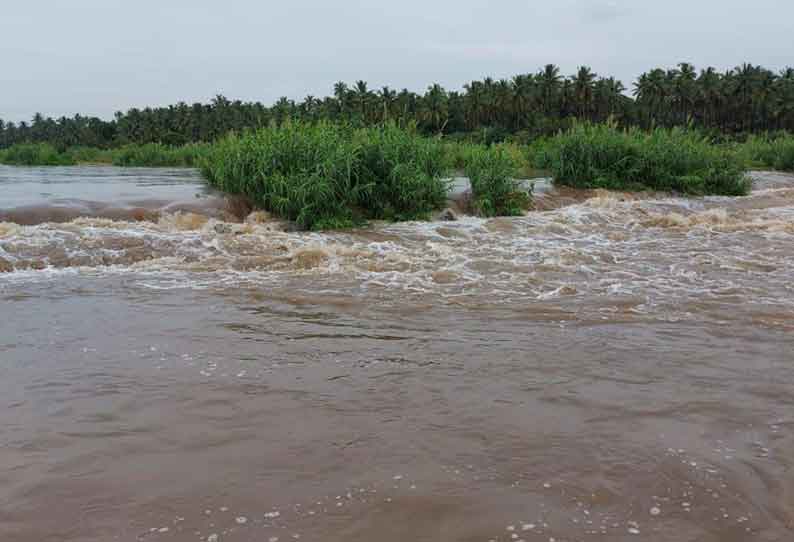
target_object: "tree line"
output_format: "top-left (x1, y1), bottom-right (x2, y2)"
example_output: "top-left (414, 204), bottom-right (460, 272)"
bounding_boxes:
top-left (2, 63), bottom-right (793, 150)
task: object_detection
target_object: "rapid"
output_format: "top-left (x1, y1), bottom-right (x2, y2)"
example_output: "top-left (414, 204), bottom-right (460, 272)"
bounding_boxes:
top-left (1, 165), bottom-right (793, 541)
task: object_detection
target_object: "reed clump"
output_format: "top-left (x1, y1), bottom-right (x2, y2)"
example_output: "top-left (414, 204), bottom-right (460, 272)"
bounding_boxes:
top-left (111, 143), bottom-right (211, 167)
top-left (200, 122), bottom-right (451, 230)
top-left (541, 123), bottom-right (750, 196)
top-left (737, 134), bottom-right (794, 172)
top-left (0, 142), bottom-right (211, 167)
top-left (464, 146), bottom-right (532, 216)
top-left (0, 143), bottom-right (75, 166)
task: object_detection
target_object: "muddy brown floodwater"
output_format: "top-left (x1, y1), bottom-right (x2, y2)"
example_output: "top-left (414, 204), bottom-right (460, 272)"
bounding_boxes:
top-left (1, 166), bottom-right (794, 542)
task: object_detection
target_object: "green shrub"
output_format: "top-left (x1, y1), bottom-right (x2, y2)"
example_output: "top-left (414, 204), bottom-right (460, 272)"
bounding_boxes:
top-left (0, 143), bottom-right (75, 166)
top-left (528, 137), bottom-right (555, 171)
top-left (543, 123), bottom-right (750, 196)
top-left (442, 140), bottom-right (537, 177)
top-left (441, 140), bottom-right (477, 172)
top-left (65, 146), bottom-right (114, 164)
top-left (0, 142), bottom-right (211, 167)
top-left (111, 142), bottom-right (210, 167)
top-left (201, 122), bottom-right (451, 230)
top-left (355, 124), bottom-right (449, 221)
top-left (464, 145), bottom-right (532, 217)
top-left (202, 123), bottom-right (360, 228)
top-left (776, 140), bottom-right (794, 171)
top-left (736, 134), bottom-right (794, 172)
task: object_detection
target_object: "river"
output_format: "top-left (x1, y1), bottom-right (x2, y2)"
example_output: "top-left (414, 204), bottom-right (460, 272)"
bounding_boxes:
top-left (1, 165), bottom-right (793, 541)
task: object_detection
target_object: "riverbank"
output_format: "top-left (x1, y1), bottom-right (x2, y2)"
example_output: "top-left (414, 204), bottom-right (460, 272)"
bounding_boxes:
top-left (0, 142), bottom-right (210, 168)
top-left (4, 124), bottom-right (794, 230)
top-left (1, 167), bottom-right (788, 270)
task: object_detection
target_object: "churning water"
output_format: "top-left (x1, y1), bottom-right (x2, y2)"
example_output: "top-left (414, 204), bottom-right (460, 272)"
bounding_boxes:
top-left (1, 165), bottom-right (793, 541)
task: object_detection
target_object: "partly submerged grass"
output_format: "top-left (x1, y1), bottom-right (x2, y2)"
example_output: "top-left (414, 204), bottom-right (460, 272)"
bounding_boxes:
top-left (201, 122), bottom-right (451, 230)
top-left (442, 140), bottom-right (538, 178)
top-left (354, 124), bottom-right (450, 222)
top-left (463, 145), bottom-right (532, 217)
top-left (2, 124), bottom-right (766, 230)
top-left (111, 143), bottom-right (211, 167)
top-left (0, 142), bottom-right (210, 167)
top-left (65, 146), bottom-right (115, 164)
top-left (735, 134), bottom-right (794, 172)
top-left (540, 123), bottom-right (750, 196)
top-left (0, 143), bottom-right (76, 166)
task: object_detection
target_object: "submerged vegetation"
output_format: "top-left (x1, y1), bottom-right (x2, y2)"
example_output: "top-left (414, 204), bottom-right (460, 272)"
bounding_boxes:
top-left (7, 123), bottom-right (794, 229)
top-left (109, 143), bottom-right (211, 167)
top-left (0, 143), bottom-right (76, 166)
top-left (464, 146), bottom-right (531, 216)
top-left (201, 122), bottom-right (450, 230)
top-left (199, 123), bottom-right (545, 229)
top-left (540, 123), bottom-right (751, 196)
top-left (4, 62), bottom-right (794, 228)
top-left (0, 142), bottom-right (211, 168)
top-left (736, 135), bottom-right (794, 172)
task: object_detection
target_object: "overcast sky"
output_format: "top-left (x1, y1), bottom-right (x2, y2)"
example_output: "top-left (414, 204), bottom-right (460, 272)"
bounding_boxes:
top-left (2, 0), bottom-right (792, 122)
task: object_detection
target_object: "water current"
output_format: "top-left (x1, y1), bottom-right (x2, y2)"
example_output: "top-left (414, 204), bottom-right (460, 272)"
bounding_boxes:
top-left (1, 165), bottom-right (793, 541)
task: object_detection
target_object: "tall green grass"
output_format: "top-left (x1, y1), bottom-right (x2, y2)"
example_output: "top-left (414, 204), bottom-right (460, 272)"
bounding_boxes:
top-left (354, 124), bottom-right (450, 222)
top-left (736, 134), bottom-right (794, 172)
top-left (0, 143), bottom-right (76, 166)
top-left (541, 123), bottom-right (750, 196)
top-left (65, 146), bottom-right (115, 164)
top-left (111, 143), bottom-right (211, 167)
top-left (464, 146), bottom-right (532, 216)
top-left (0, 142), bottom-right (210, 167)
top-left (201, 122), bottom-right (451, 230)
top-left (442, 140), bottom-right (538, 178)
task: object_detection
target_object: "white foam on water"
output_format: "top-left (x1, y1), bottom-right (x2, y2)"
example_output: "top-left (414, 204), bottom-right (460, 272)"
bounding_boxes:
top-left (4, 177), bottom-right (794, 329)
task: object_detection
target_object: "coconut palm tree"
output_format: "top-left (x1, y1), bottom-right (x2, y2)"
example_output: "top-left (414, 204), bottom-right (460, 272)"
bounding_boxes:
top-left (511, 74), bottom-right (535, 129)
top-left (396, 88), bottom-right (416, 121)
top-left (538, 64), bottom-right (562, 116)
top-left (674, 63), bottom-right (698, 124)
top-left (378, 86), bottom-right (397, 121)
top-left (494, 79), bottom-right (513, 128)
top-left (353, 81), bottom-right (372, 122)
top-left (696, 67), bottom-right (722, 128)
top-left (421, 84), bottom-right (449, 133)
top-left (753, 68), bottom-right (778, 131)
top-left (572, 66), bottom-right (597, 119)
top-left (4, 61), bottom-right (794, 151)
top-left (463, 81), bottom-right (483, 130)
top-left (732, 63), bottom-right (759, 131)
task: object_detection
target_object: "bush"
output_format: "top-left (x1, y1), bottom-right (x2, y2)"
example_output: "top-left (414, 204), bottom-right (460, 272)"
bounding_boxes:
top-left (111, 142), bottom-right (210, 167)
top-left (776, 140), bottom-right (794, 171)
top-left (543, 123), bottom-right (750, 196)
top-left (441, 140), bottom-right (478, 172)
top-left (737, 134), bottom-right (794, 172)
top-left (464, 145), bottom-right (532, 217)
top-left (442, 140), bottom-right (536, 177)
top-left (201, 122), bottom-right (451, 230)
top-left (355, 124), bottom-right (449, 221)
top-left (0, 143), bottom-right (75, 166)
top-left (0, 142), bottom-right (211, 167)
top-left (65, 146), bottom-right (111, 164)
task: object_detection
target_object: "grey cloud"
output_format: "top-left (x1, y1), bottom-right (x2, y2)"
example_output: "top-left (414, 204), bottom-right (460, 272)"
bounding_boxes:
top-left (582, 1), bottom-right (632, 22)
